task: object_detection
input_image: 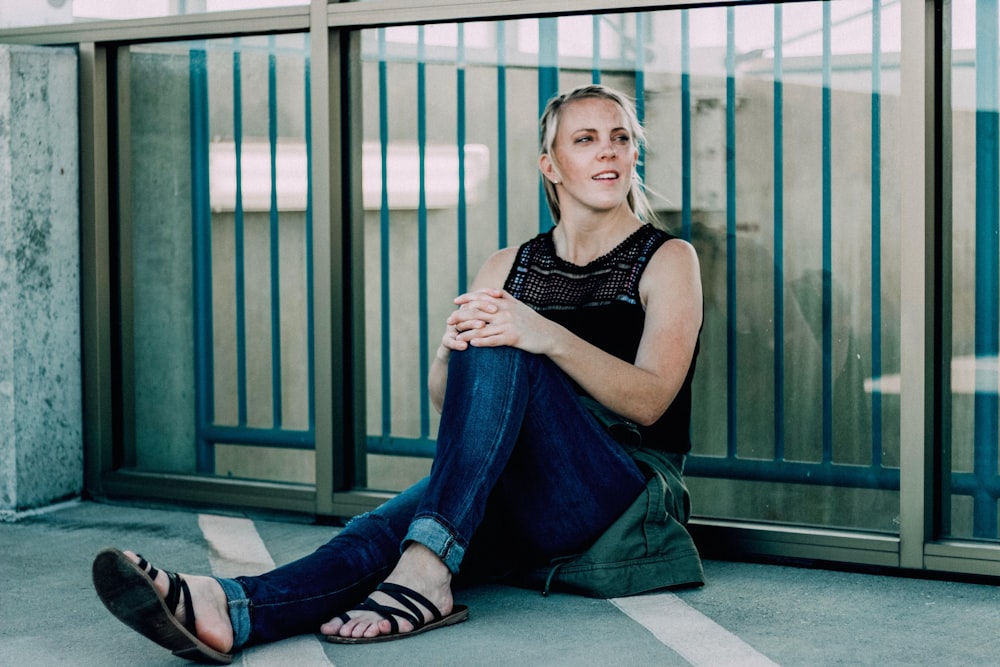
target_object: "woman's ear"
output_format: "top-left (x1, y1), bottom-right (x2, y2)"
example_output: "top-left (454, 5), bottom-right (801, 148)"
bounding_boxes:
top-left (539, 153), bottom-right (560, 184)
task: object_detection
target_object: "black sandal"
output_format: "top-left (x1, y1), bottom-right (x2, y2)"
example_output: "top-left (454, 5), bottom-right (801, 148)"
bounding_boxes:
top-left (325, 581), bottom-right (469, 644)
top-left (92, 548), bottom-right (233, 664)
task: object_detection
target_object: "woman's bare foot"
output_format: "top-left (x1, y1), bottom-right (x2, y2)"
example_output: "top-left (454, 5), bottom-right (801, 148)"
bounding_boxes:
top-left (320, 543), bottom-right (453, 640)
top-left (124, 551), bottom-right (235, 653)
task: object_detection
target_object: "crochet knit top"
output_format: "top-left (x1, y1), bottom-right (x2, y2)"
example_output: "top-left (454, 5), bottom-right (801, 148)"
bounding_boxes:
top-left (503, 223), bottom-right (698, 455)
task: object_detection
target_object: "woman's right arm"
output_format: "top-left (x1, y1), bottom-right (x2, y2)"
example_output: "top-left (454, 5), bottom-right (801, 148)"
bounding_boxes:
top-left (429, 247), bottom-right (518, 412)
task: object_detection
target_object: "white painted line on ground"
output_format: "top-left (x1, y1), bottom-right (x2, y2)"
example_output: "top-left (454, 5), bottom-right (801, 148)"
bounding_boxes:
top-left (242, 636), bottom-right (334, 667)
top-left (611, 592), bottom-right (779, 667)
top-left (198, 514), bottom-right (335, 667)
top-left (198, 514), bottom-right (275, 577)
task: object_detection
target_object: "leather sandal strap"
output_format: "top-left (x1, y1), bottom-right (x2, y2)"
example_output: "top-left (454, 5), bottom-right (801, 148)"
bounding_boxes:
top-left (162, 570), bottom-right (183, 615)
top-left (113, 552), bottom-right (201, 642)
top-left (337, 583), bottom-right (444, 636)
top-left (178, 576), bottom-right (198, 636)
top-left (345, 596), bottom-right (428, 634)
top-left (374, 588), bottom-right (424, 624)
top-left (134, 554), bottom-right (160, 582)
top-left (353, 598), bottom-right (413, 634)
top-left (377, 582), bottom-right (443, 622)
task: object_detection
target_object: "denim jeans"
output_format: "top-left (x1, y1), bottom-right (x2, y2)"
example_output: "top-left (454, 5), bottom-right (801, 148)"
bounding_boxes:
top-left (216, 346), bottom-right (648, 649)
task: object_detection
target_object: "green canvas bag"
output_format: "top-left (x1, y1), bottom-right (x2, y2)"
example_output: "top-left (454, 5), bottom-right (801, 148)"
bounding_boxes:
top-left (514, 447), bottom-right (705, 598)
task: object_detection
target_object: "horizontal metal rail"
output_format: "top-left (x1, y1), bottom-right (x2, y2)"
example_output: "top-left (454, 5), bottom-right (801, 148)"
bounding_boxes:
top-left (200, 425), bottom-right (315, 449)
top-left (0, 6), bottom-right (310, 45)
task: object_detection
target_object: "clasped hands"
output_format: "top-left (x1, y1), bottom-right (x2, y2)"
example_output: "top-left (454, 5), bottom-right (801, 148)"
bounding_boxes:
top-left (440, 288), bottom-right (550, 356)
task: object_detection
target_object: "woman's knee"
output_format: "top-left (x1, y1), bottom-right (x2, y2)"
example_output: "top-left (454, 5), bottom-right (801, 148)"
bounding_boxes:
top-left (455, 344), bottom-right (521, 365)
top-left (450, 345), bottom-right (541, 380)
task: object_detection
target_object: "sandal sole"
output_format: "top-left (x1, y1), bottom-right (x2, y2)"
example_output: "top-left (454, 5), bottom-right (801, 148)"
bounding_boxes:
top-left (324, 605), bottom-right (470, 645)
top-left (92, 548), bottom-right (233, 664)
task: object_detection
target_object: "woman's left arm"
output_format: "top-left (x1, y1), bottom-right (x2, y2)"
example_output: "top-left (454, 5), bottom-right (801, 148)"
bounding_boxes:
top-left (456, 239), bottom-right (702, 426)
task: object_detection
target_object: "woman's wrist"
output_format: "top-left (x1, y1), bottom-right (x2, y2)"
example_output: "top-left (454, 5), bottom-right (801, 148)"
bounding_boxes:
top-left (435, 344), bottom-right (451, 362)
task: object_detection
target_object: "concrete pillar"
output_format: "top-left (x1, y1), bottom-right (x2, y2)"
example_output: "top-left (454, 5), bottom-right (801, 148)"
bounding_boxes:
top-left (0, 45), bottom-right (81, 516)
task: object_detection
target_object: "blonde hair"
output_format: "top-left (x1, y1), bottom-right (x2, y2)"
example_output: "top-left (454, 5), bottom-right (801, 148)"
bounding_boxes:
top-left (539, 84), bottom-right (657, 225)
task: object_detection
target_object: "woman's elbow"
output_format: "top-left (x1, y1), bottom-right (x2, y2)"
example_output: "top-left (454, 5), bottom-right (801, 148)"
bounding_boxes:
top-left (632, 390), bottom-right (677, 426)
top-left (633, 401), bottom-right (670, 427)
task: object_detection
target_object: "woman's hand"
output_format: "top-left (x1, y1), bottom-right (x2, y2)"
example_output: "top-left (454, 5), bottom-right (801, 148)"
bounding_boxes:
top-left (439, 288), bottom-right (499, 354)
top-left (449, 288), bottom-right (554, 355)
top-left (429, 248), bottom-right (519, 412)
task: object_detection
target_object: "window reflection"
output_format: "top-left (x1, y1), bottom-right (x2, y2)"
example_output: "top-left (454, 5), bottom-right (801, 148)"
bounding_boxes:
top-left (361, 3), bottom-right (903, 534)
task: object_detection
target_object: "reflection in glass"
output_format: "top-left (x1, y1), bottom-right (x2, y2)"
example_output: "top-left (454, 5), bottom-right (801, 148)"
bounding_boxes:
top-left (360, 2), bottom-right (903, 534)
top-left (126, 35), bottom-right (314, 484)
top-left (948, 0), bottom-right (1000, 540)
top-left (0, 0), bottom-right (307, 30)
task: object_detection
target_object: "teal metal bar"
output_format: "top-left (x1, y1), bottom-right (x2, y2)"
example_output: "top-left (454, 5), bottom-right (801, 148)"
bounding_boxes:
top-left (233, 44), bottom-right (248, 427)
top-left (367, 435), bottom-right (438, 458)
top-left (267, 35), bottom-right (284, 427)
top-left (417, 27), bottom-right (431, 439)
top-left (681, 10), bottom-right (691, 241)
top-left (974, 0), bottom-right (999, 538)
top-left (870, 0), bottom-right (883, 466)
top-left (304, 45), bottom-right (315, 432)
top-left (725, 8), bottom-right (737, 459)
top-left (685, 456), bottom-right (899, 491)
top-left (634, 13), bottom-right (645, 183)
top-left (378, 29), bottom-right (393, 444)
top-left (497, 22), bottom-right (509, 249)
top-left (203, 425), bottom-right (313, 449)
top-left (191, 46), bottom-right (215, 472)
top-left (773, 5), bottom-right (785, 461)
top-left (457, 24), bottom-right (468, 293)
top-left (368, 431), bottom-right (903, 491)
top-left (821, 3), bottom-right (833, 463)
top-left (538, 17), bottom-right (559, 231)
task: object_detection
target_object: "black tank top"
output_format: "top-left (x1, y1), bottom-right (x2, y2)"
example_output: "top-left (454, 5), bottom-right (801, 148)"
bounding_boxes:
top-left (503, 223), bottom-right (698, 454)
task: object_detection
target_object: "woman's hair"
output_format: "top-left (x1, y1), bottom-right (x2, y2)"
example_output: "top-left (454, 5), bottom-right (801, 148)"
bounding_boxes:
top-left (538, 84), bottom-right (658, 225)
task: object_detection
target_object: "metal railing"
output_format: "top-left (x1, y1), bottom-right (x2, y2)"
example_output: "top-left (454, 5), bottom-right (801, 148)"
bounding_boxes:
top-left (177, 4), bottom-right (1000, 539)
top-left (189, 36), bottom-right (316, 471)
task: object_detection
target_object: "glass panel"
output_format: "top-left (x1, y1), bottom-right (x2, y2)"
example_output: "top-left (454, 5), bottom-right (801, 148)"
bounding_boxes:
top-left (685, 0), bottom-right (902, 532)
top-left (948, 0), bottom-right (1000, 540)
top-left (0, 0), bottom-right (306, 29)
top-left (360, 1), bottom-right (903, 534)
top-left (125, 34), bottom-right (315, 484)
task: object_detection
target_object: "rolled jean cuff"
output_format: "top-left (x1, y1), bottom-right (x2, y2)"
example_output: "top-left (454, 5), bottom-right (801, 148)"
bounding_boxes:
top-left (215, 576), bottom-right (251, 651)
top-left (404, 516), bottom-right (466, 574)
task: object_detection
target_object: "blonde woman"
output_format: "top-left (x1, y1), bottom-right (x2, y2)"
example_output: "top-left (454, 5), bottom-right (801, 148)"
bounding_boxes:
top-left (93, 84), bottom-right (703, 662)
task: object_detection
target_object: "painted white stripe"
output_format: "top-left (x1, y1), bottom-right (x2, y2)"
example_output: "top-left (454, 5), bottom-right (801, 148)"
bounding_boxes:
top-left (198, 514), bottom-right (336, 667)
top-left (611, 593), bottom-right (779, 667)
top-left (242, 636), bottom-right (335, 667)
top-left (198, 515), bottom-right (275, 577)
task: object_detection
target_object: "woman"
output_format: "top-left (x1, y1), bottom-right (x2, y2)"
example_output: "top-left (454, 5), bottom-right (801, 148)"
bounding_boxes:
top-left (92, 83), bottom-right (703, 663)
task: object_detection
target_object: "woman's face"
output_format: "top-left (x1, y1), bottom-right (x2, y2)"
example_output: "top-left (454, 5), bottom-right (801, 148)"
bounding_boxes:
top-left (540, 96), bottom-right (638, 217)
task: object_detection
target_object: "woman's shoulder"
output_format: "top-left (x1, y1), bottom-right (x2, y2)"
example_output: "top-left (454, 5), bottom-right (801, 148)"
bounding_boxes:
top-left (639, 233), bottom-right (701, 301)
top-left (647, 234), bottom-right (699, 273)
top-left (629, 224), bottom-right (696, 267)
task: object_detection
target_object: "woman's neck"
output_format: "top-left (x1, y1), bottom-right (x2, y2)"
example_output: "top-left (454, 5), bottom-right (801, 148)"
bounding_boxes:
top-left (552, 206), bottom-right (642, 265)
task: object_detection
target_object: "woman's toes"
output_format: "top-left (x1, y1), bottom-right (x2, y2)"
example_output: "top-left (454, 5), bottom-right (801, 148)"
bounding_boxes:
top-left (319, 617), bottom-right (344, 635)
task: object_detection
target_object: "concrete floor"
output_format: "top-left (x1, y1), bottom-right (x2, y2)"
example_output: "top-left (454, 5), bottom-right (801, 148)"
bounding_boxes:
top-left (3, 500), bottom-right (1000, 666)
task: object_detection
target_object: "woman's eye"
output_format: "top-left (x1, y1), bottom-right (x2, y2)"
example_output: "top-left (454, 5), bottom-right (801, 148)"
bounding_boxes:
top-left (614, 135), bottom-right (630, 143)
top-left (575, 136), bottom-right (592, 143)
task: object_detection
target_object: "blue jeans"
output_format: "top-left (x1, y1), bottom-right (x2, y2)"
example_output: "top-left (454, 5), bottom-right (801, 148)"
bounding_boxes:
top-left (216, 346), bottom-right (648, 649)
